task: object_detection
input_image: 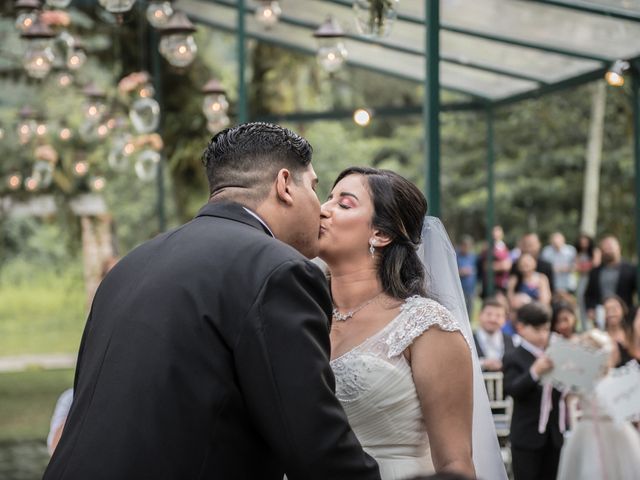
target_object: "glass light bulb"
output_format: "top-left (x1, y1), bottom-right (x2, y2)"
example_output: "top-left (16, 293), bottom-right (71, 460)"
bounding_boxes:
top-left (146, 1), bottom-right (173, 28)
top-left (202, 93), bottom-right (229, 121)
top-left (18, 121), bottom-right (33, 144)
top-left (135, 149), bottom-right (161, 181)
top-left (73, 161), bottom-right (89, 177)
top-left (35, 122), bottom-right (48, 136)
top-left (108, 136), bottom-right (133, 172)
top-left (7, 173), bottom-right (22, 190)
top-left (316, 41), bottom-right (348, 73)
top-left (15, 12), bottom-right (38, 33)
top-left (206, 114), bottom-right (230, 134)
top-left (25, 176), bottom-right (39, 191)
top-left (23, 43), bottom-right (55, 79)
top-left (33, 161), bottom-right (54, 188)
top-left (57, 72), bottom-right (73, 87)
top-left (98, 0), bottom-right (137, 14)
top-left (353, 108), bottom-right (371, 126)
top-left (129, 97), bottom-right (160, 134)
top-left (353, 0), bottom-right (399, 38)
top-left (255, 1), bottom-right (282, 28)
top-left (159, 33), bottom-right (197, 67)
top-left (90, 176), bottom-right (106, 192)
top-left (67, 49), bottom-right (87, 70)
top-left (84, 100), bottom-right (106, 121)
top-left (59, 126), bottom-right (72, 141)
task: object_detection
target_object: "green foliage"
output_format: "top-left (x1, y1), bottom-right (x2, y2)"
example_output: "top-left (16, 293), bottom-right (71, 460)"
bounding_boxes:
top-left (0, 369), bottom-right (74, 442)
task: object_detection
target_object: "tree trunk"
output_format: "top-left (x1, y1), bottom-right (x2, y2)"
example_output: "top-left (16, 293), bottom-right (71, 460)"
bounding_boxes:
top-left (580, 81), bottom-right (607, 236)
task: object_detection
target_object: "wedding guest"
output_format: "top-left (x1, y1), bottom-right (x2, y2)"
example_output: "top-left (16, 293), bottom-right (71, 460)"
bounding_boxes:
top-left (507, 253), bottom-right (551, 306)
top-left (477, 225), bottom-right (512, 297)
top-left (574, 234), bottom-right (601, 330)
top-left (502, 291), bottom-right (531, 340)
top-left (473, 298), bottom-right (515, 371)
top-left (584, 235), bottom-right (637, 321)
top-left (541, 232), bottom-right (576, 293)
top-left (456, 235), bottom-right (477, 318)
top-left (551, 302), bottom-right (578, 341)
top-left (623, 306), bottom-right (640, 365)
top-left (511, 233), bottom-right (555, 292)
top-left (503, 302), bottom-right (563, 480)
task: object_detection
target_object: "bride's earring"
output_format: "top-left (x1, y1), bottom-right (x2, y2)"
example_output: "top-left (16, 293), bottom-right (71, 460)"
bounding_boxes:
top-left (369, 239), bottom-right (376, 258)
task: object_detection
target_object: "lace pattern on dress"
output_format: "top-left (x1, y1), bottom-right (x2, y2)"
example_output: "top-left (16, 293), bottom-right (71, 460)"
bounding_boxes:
top-left (385, 295), bottom-right (471, 358)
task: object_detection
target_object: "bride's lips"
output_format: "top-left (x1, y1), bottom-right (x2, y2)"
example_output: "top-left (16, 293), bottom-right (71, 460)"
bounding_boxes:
top-left (319, 225), bottom-right (327, 237)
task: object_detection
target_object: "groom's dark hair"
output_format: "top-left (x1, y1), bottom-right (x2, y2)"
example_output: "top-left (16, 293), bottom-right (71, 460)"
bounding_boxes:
top-left (202, 122), bottom-right (313, 203)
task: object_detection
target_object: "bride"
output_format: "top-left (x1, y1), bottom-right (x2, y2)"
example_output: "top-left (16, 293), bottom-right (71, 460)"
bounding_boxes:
top-left (318, 167), bottom-right (506, 480)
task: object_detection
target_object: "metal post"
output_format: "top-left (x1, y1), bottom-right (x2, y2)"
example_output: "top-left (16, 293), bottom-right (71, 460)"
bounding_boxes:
top-left (424, 0), bottom-right (440, 217)
top-left (237, 0), bottom-right (248, 123)
top-left (486, 107), bottom-right (496, 296)
top-left (633, 69), bottom-right (640, 289)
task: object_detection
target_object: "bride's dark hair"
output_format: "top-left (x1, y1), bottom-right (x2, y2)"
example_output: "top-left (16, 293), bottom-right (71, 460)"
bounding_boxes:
top-left (333, 166), bottom-right (428, 299)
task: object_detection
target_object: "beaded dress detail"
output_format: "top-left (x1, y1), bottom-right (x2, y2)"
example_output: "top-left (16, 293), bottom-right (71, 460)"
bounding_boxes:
top-left (330, 295), bottom-right (470, 480)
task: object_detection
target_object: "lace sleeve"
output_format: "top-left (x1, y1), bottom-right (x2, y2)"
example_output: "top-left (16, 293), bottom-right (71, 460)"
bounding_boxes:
top-left (385, 296), bottom-right (472, 358)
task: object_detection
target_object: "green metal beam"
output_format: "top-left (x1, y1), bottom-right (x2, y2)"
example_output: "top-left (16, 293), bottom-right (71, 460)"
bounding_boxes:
top-left (532, 0), bottom-right (640, 22)
top-left (634, 69), bottom-right (640, 289)
top-left (425, 0), bottom-right (440, 217)
top-left (254, 101), bottom-right (484, 123)
top-left (237, 0), bottom-right (248, 123)
top-left (485, 107), bottom-right (495, 296)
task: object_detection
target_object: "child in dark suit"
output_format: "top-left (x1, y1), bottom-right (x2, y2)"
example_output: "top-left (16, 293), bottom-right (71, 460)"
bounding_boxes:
top-left (503, 302), bottom-right (563, 480)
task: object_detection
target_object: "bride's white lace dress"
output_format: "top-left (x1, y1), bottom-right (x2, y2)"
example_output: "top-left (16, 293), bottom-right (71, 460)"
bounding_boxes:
top-left (331, 295), bottom-right (470, 480)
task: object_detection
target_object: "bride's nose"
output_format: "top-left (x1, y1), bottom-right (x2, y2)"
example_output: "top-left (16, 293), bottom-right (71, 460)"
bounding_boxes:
top-left (320, 202), bottom-right (331, 218)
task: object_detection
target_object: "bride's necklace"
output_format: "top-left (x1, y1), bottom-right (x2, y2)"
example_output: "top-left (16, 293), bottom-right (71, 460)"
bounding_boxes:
top-left (332, 292), bottom-right (383, 322)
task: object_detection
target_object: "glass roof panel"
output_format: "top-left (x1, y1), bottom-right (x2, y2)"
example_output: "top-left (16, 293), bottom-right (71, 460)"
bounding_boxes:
top-left (400, 0), bottom-right (640, 61)
top-left (564, 0), bottom-right (640, 14)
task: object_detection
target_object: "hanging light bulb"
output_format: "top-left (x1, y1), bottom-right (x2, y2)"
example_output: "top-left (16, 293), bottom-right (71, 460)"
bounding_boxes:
top-left (201, 78), bottom-right (230, 133)
top-left (56, 70), bottom-right (73, 87)
top-left (108, 135), bottom-right (133, 172)
top-left (90, 176), bottom-right (107, 192)
top-left (158, 11), bottom-right (197, 68)
top-left (73, 160), bottom-right (89, 177)
top-left (25, 176), bottom-right (40, 191)
top-left (146, 1), bottom-right (173, 28)
top-left (33, 160), bottom-right (54, 188)
top-left (7, 172), bottom-right (23, 190)
top-left (67, 43), bottom-right (87, 71)
top-left (98, 0), bottom-right (137, 14)
top-left (353, 0), bottom-right (399, 38)
top-left (58, 123), bottom-right (73, 141)
top-left (255, 1), bottom-right (282, 29)
top-left (135, 149), bottom-right (161, 181)
top-left (17, 106), bottom-right (37, 144)
top-left (14, 0), bottom-right (41, 33)
top-left (313, 17), bottom-right (348, 73)
top-left (82, 84), bottom-right (107, 123)
top-left (605, 60), bottom-right (630, 87)
top-left (130, 79), bottom-right (161, 134)
top-left (34, 116), bottom-right (48, 137)
top-left (20, 20), bottom-right (56, 79)
top-left (353, 108), bottom-right (371, 126)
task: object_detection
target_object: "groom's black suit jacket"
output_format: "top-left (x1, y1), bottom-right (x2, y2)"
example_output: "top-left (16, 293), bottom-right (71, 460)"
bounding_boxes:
top-left (44, 202), bottom-right (380, 480)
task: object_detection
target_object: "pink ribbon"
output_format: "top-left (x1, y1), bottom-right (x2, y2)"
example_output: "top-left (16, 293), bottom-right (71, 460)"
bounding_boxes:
top-left (538, 385), bottom-right (568, 434)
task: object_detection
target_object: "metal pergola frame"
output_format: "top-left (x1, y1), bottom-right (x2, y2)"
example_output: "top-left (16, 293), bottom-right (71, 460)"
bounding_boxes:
top-left (175, 0), bottom-right (640, 293)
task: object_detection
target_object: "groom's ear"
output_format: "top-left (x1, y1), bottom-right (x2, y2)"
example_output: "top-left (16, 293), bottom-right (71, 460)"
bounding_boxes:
top-left (372, 230), bottom-right (393, 248)
top-left (274, 168), bottom-right (294, 206)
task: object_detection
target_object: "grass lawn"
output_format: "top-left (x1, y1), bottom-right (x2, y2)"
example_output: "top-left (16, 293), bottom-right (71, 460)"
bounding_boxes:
top-left (0, 369), bottom-right (75, 442)
top-left (0, 261), bottom-right (87, 356)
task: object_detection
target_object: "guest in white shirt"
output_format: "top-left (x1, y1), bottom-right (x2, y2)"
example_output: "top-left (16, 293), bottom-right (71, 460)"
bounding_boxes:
top-left (473, 298), bottom-right (516, 371)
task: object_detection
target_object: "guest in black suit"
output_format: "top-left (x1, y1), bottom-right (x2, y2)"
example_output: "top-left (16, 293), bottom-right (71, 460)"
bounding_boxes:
top-left (511, 233), bottom-right (555, 292)
top-left (503, 302), bottom-right (563, 480)
top-left (584, 235), bottom-right (637, 320)
top-left (473, 298), bottom-right (515, 371)
top-left (43, 123), bottom-right (380, 480)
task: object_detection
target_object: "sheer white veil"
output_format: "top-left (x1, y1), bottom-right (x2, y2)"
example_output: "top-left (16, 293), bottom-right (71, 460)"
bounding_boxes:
top-left (418, 216), bottom-right (507, 480)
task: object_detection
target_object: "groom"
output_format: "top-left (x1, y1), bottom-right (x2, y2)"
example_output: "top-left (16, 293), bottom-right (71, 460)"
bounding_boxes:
top-left (44, 123), bottom-right (380, 480)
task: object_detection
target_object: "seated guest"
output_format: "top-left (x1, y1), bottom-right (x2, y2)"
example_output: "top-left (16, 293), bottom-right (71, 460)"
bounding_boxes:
top-left (551, 302), bottom-right (578, 341)
top-left (502, 292), bottom-right (531, 341)
top-left (473, 298), bottom-right (515, 371)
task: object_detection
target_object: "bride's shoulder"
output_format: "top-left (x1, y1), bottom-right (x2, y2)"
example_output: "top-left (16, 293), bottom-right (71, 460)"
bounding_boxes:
top-left (385, 295), bottom-right (470, 357)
